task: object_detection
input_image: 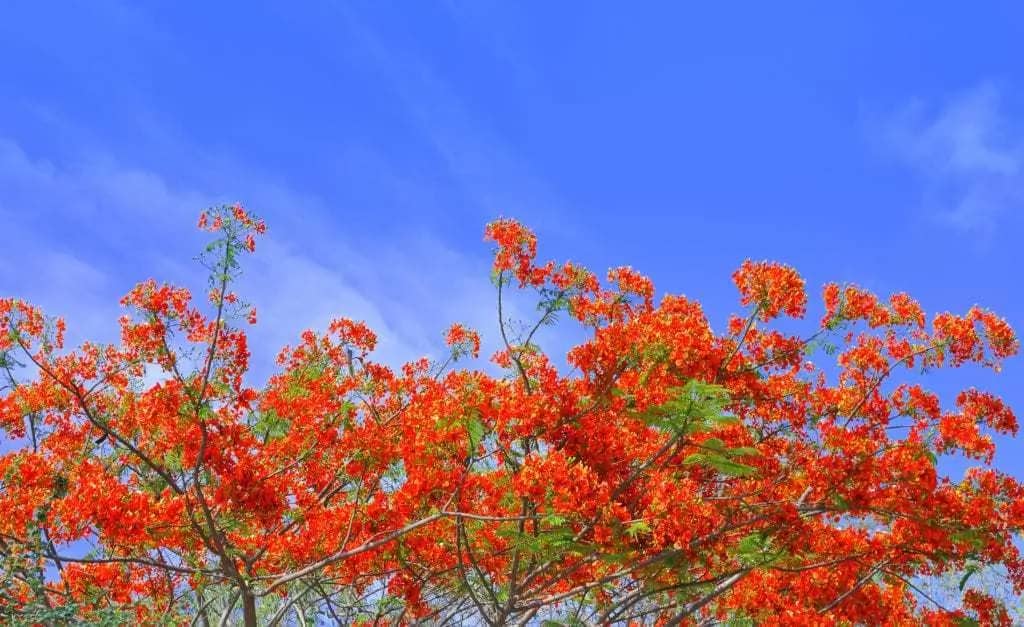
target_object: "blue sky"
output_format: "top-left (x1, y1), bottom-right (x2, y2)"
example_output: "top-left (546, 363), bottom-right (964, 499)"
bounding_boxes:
top-left (1, 2), bottom-right (1022, 474)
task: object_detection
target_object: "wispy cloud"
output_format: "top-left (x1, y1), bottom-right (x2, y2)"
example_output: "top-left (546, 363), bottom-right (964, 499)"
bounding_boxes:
top-left (0, 136), bottom-right (523, 384)
top-left (880, 83), bottom-right (1024, 238)
top-left (335, 4), bottom-right (574, 237)
top-left (1, 0), bottom-right (574, 382)
top-left (0, 138), bottom-right (208, 345)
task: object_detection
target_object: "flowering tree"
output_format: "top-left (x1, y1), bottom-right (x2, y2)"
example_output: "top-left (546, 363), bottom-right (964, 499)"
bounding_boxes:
top-left (1, 206), bottom-right (1021, 625)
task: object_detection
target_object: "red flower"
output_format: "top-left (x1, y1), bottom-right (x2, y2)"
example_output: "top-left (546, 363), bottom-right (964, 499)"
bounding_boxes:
top-left (732, 259), bottom-right (807, 320)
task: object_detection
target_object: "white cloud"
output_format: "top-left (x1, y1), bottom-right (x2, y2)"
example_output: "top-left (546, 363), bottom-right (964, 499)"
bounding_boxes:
top-left (0, 138), bottom-right (212, 344)
top-left (0, 138), bottom-right (209, 226)
top-left (0, 136), bottom-right (525, 386)
top-left (881, 83), bottom-right (1024, 237)
top-left (238, 239), bottom-right (426, 381)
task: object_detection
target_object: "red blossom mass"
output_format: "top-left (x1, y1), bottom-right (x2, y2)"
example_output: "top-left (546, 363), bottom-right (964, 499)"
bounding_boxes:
top-left (1, 208), bottom-right (1021, 625)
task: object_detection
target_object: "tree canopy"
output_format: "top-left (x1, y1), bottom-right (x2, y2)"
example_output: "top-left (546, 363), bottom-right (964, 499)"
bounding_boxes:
top-left (1, 206), bottom-right (1021, 625)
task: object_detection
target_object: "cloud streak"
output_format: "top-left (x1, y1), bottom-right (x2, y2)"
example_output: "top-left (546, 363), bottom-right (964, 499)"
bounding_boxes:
top-left (881, 83), bottom-right (1024, 238)
top-left (335, 4), bottom-right (575, 237)
top-left (0, 136), bottom-right (526, 385)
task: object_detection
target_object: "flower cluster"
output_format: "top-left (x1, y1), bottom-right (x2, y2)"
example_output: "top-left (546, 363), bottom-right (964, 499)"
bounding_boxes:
top-left (0, 213), bottom-right (1019, 625)
top-left (733, 259), bottom-right (807, 320)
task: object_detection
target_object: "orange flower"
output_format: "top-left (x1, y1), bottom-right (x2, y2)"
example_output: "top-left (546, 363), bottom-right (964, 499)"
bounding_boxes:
top-left (732, 259), bottom-right (807, 320)
top-left (0, 212), bottom-right (1019, 625)
top-left (444, 323), bottom-right (481, 358)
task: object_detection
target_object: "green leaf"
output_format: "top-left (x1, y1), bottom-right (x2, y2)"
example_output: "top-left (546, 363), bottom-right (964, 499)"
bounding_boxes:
top-left (712, 414), bottom-right (741, 427)
top-left (734, 532), bottom-right (768, 557)
top-left (958, 565), bottom-right (979, 591)
top-left (702, 438), bottom-right (727, 452)
top-left (466, 415), bottom-right (486, 454)
top-left (728, 446), bottom-right (761, 458)
top-left (634, 381), bottom-right (739, 437)
top-left (950, 529), bottom-right (987, 551)
top-left (542, 620), bottom-right (586, 627)
top-left (253, 410), bottom-right (291, 441)
top-left (162, 447), bottom-right (184, 472)
top-left (683, 453), bottom-right (757, 477)
top-left (626, 520), bottom-right (651, 539)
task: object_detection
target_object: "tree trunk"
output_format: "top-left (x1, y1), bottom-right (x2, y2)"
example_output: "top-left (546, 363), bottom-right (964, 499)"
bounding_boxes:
top-left (242, 589), bottom-right (258, 627)
top-left (195, 589), bottom-right (212, 627)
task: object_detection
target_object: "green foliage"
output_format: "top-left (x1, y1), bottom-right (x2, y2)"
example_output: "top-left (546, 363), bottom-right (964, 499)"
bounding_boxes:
top-left (541, 619), bottom-right (588, 627)
top-left (1, 598), bottom-right (133, 626)
top-left (466, 411), bottom-right (486, 455)
top-left (959, 564), bottom-right (980, 591)
top-left (682, 452), bottom-right (757, 477)
top-left (253, 409), bottom-right (291, 441)
top-left (634, 380), bottom-right (737, 436)
top-left (731, 531), bottom-right (790, 567)
top-left (625, 519), bottom-right (652, 539)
